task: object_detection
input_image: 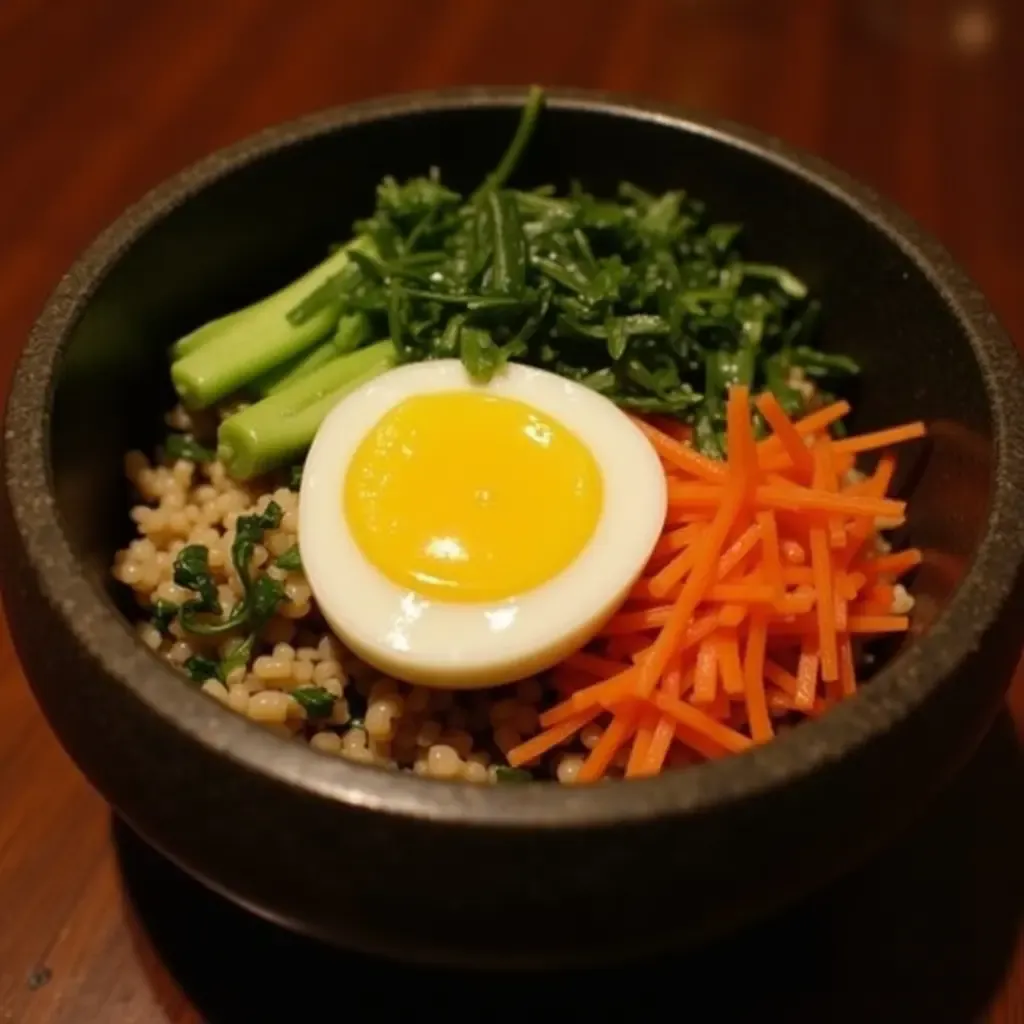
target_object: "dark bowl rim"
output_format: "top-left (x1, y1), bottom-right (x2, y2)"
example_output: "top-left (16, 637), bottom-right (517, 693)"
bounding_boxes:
top-left (5, 85), bottom-right (1024, 828)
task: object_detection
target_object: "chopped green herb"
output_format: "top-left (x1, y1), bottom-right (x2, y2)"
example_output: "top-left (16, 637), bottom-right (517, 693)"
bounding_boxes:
top-left (164, 433), bottom-right (215, 463)
top-left (167, 86), bottom-right (856, 479)
top-left (494, 766), bottom-right (533, 783)
top-left (184, 654), bottom-right (220, 683)
top-left (292, 686), bottom-right (336, 719)
top-left (173, 545), bottom-right (220, 615)
top-left (150, 599), bottom-right (178, 634)
top-left (288, 463), bottom-right (304, 491)
top-left (274, 545), bottom-right (302, 571)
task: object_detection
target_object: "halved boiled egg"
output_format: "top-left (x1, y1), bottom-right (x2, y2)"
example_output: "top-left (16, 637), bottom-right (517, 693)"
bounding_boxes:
top-left (299, 360), bottom-right (666, 688)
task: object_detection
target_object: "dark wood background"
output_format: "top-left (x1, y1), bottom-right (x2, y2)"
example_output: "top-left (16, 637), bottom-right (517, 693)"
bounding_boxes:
top-left (1, 1), bottom-right (1022, 1020)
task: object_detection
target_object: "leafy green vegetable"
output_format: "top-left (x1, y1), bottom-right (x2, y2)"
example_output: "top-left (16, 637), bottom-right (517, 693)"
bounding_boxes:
top-left (288, 464), bottom-right (303, 491)
top-left (173, 545), bottom-right (221, 616)
top-left (274, 545), bottom-right (302, 571)
top-left (165, 85), bottom-right (857, 476)
top-left (184, 654), bottom-right (219, 683)
top-left (150, 599), bottom-right (178, 635)
top-left (292, 686), bottom-right (335, 719)
top-left (494, 766), bottom-right (533, 783)
top-left (164, 433), bottom-right (215, 463)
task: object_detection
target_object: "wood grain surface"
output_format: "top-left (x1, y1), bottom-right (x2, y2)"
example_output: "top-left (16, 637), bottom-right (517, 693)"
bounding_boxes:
top-left (1, 1), bottom-right (1022, 1021)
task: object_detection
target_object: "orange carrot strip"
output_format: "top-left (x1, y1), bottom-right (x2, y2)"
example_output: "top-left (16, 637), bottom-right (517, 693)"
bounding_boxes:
top-left (576, 707), bottom-right (641, 783)
top-left (809, 522), bottom-right (838, 682)
top-left (757, 510), bottom-right (784, 601)
top-left (816, 440), bottom-right (847, 549)
top-left (692, 639), bottom-right (719, 705)
top-left (856, 549), bottom-right (922, 579)
top-left (625, 709), bottom-right (659, 778)
top-left (715, 631), bottom-right (745, 697)
top-left (630, 417), bottom-right (728, 483)
top-left (727, 385), bottom-right (758, 498)
top-left (846, 615), bottom-right (910, 632)
top-left (716, 522), bottom-right (763, 581)
top-left (862, 583), bottom-right (896, 609)
top-left (647, 544), bottom-right (700, 598)
top-left (718, 604), bottom-right (748, 628)
top-left (653, 693), bottom-right (753, 753)
top-left (600, 607), bottom-right (673, 635)
top-left (506, 706), bottom-right (603, 767)
top-left (643, 414), bottom-right (693, 443)
top-left (794, 645), bottom-right (819, 711)
top-left (743, 613), bottom-right (773, 742)
top-left (757, 400), bottom-right (851, 462)
top-left (757, 484), bottom-right (904, 520)
top-left (764, 658), bottom-right (799, 698)
top-left (662, 653), bottom-right (687, 698)
top-left (837, 633), bottom-right (857, 698)
top-left (637, 478), bottom-right (746, 696)
top-left (834, 589), bottom-right (848, 633)
top-left (649, 521), bottom-right (706, 561)
top-left (774, 589), bottom-right (816, 615)
top-left (831, 421), bottom-right (926, 456)
top-left (709, 582), bottom-right (776, 603)
top-left (838, 572), bottom-right (866, 600)
top-left (767, 690), bottom-right (831, 717)
top-left (640, 715), bottom-right (677, 775)
top-left (755, 391), bottom-right (815, 477)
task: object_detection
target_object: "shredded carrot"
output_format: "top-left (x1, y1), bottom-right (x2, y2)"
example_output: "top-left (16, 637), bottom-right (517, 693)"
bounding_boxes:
top-left (637, 478), bottom-right (745, 696)
top-left (576, 707), bottom-right (641, 783)
top-left (506, 706), bottom-right (603, 767)
top-left (508, 392), bottom-right (925, 782)
top-left (639, 716), bottom-right (677, 775)
top-left (795, 644), bottom-right (819, 711)
top-left (653, 693), bottom-right (753, 753)
top-left (629, 416), bottom-right (727, 483)
top-left (727, 385), bottom-right (759, 499)
top-left (743, 613), bottom-right (773, 742)
top-left (715, 631), bottom-right (745, 697)
top-left (716, 523), bottom-right (763, 581)
top-left (837, 634), bottom-right (857, 698)
top-left (625, 709), bottom-right (660, 778)
top-left (757, 511), bottom-right (784, 601)
top-left (692, 639), bottom-right (719, 705)
top-left (856, 549), bottom-right (922, 579)
top-left (757, 400), bottom-right (851, 464)
top-left (831, 421), bottom-right (926, 456)
top-left (756, 391), bottom-right (815, 478)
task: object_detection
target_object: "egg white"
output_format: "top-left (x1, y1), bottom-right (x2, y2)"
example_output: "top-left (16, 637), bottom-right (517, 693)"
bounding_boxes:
top-left (299, 359), bottom-right (667, 688)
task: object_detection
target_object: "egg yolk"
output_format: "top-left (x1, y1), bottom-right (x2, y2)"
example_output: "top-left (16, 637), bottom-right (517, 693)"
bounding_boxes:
top-left (344, 391), bottom-right (603, 602)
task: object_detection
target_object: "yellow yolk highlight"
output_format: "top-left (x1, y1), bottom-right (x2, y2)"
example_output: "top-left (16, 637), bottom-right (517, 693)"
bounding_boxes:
top-left (344, 391), bottom-right (603, 602)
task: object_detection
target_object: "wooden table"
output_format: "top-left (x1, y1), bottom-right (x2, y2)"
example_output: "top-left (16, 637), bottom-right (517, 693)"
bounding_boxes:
top-left (1, 1), bottom-right (1022, 1020)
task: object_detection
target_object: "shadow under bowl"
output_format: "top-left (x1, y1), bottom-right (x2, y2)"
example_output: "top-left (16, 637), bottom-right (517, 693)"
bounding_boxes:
top-left (2, 87), bottom-right (1024, 969)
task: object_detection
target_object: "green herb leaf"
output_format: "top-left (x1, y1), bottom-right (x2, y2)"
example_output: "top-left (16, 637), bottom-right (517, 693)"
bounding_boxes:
top-left (494, 766), bottom-right (533, 783)
top-left (173, 546), bottom-right (221, 615)
top-left (184, 654), bottom-right (220, 683)
top-left (274, 545), bottom-right (302, 571)
top-left (150, 599), bottom-right (178, 635)
top-left (292, 686), bottom-right (336, 719)
top-left (164, 433), bottom-right (215, 463)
